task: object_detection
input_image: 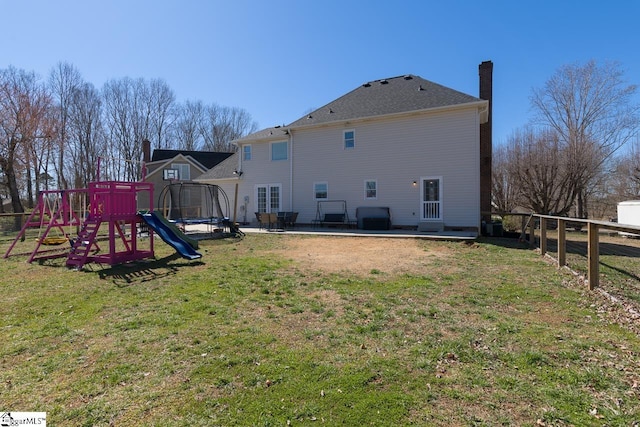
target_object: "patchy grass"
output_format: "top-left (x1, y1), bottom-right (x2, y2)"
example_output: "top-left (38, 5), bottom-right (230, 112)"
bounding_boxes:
top-left (538, 230), bottom-right (640, 331)
top-left (1, 233), bottom-right (639, 426)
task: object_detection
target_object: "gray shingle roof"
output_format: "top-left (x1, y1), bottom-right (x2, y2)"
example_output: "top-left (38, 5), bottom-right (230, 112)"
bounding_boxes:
top-left (236, 74), bottom-right (484, 143)
top-left (151, 150), bottom-right (233, 170)
top-left (287, 74), bottom-right (482, 127)
top-left (237, 126), bottom-right (289, 141)
top-left (195, 153), bottom-right (239, 181)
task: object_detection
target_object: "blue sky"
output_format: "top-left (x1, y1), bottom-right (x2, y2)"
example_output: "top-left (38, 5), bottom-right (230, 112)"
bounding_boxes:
top-left (2, 0), bottom-right (639, 145)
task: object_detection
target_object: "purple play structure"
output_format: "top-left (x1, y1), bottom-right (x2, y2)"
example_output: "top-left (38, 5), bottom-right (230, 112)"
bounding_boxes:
top-left (4, 180), bottom-right (155, 270)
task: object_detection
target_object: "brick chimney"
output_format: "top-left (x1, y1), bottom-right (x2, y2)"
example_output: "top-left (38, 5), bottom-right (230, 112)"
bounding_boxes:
top-left (142, 139), bottom-right (151, 164)
top-left (479, 61), bottom-right (493, 224)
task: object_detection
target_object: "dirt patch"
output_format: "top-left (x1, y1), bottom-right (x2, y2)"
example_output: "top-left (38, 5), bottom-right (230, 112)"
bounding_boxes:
top-left (269, 236), bottom-right (453, 277)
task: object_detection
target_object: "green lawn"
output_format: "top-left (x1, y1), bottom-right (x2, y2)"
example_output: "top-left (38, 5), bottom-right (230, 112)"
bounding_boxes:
top-left (1, 233), bottom-right (639, 426)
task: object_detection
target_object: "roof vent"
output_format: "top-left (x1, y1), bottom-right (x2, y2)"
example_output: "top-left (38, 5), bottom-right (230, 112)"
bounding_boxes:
top-left (418, 85), bottom-right (424, 91)
top-left (307, 114), bottom-right (313, 119)
top-left (362, 82), bottom-right (371, 88)
top-left (404, 75), bottom-right (413, 80)
top-left (380, 79), bottom-right (389, 85)
top-left (328, 108), bottom-right (334, 114)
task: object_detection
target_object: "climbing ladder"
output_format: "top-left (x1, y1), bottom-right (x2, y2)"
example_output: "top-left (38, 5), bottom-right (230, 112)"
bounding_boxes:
top-left (66, 215), bottom-right (102, 269)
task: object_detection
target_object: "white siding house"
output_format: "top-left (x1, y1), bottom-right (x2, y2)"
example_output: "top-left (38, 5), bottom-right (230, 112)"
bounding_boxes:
top-left (197, 72), bottom-right (490, 232)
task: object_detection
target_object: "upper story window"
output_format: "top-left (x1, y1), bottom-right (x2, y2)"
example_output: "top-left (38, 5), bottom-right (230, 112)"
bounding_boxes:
top-left (271, 141), bottom-right (288, 161)
top-left (365, 180), bottom-right (377, 200)
top-left (314, 182), bottom-right (328, 200)
top-left (171, 163), bottom-right (190, 181)
top-left (243, 145), bottom-right (252, 161)
top-left (344, 130), bottom-right (355, 149)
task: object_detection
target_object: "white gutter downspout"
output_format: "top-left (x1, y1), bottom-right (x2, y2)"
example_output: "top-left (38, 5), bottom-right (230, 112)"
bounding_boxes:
top-left (288, 129), bottom-right (294, 210)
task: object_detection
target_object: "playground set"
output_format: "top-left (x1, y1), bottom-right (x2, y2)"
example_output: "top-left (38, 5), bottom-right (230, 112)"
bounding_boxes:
top-left (3, 173), bottom-right (242, 269)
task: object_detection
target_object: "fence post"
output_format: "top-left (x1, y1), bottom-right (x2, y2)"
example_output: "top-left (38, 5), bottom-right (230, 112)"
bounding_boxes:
top-left (529, 216), bottom-right (535, 246)
top-left (540, 218), bottom-right (547, 254)
top-left (557, 219), bottom-right (566, 267)
top-left (587, 222), bottom-right (599, 290)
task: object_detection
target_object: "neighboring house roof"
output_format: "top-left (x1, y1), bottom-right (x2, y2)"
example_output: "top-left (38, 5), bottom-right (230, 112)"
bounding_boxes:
top-left (236, 74), bottom-right (487, 143)
top-left (146, 150), bottom-right (234, 181)
top-left (151, 150), bottom-right (234, 170)
top-left (195, 153), bottom-right (239, 181)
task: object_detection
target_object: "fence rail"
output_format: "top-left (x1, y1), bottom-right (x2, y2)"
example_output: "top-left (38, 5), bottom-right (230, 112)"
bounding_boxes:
top-left (494, 212), bottom-right (640, 290)
top-left (0, 212), bottom-right (28, 233)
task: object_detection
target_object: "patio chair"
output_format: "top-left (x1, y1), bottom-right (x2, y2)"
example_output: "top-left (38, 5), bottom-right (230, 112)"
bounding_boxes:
top-left (256, 212), bottom-right (270, 230)
top-left (267, 213), bottom-right (278, 230)
top-left (287, 212), bottom-right (298, 228)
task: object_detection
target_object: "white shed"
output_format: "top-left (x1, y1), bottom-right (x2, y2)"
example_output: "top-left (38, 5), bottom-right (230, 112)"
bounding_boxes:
top-left (617, 200), bottom-right (640, 237)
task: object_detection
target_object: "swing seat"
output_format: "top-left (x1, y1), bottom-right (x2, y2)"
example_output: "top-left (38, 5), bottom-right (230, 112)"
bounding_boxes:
top-left (40, 236), bottom-right (69, 246)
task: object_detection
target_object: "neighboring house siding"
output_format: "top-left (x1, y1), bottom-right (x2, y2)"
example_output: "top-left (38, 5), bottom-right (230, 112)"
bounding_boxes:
top-left (138, 164), bottom-right (164, 210)
top-left (141, 159), bottom-right (207, 213)
top-left (290, 108), bottom-right (480, 227)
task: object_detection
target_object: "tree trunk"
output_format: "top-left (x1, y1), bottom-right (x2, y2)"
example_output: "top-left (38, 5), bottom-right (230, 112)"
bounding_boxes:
top-left (581, 189), bottom-right (589, 219)
top-left (5, 163), bottom-right (24, 230)
top-left (576, 189), bottom-right (589, 219)
top-left (26, 166), bottom-right (34, 209)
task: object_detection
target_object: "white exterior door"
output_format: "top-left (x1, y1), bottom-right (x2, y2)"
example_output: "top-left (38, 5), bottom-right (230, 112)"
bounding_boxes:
top-left (421, 177), bottom-right (442, 221)
top-left (255, 184), bottom-right (282, 213)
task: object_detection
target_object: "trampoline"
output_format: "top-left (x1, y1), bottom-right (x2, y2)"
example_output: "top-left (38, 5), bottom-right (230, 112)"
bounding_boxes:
top-left (157, 182), bottom-right (243, 239)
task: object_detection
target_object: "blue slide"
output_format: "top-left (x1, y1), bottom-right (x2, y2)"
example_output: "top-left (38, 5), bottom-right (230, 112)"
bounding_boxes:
top-left (140, 212), bottom-right (202, 260)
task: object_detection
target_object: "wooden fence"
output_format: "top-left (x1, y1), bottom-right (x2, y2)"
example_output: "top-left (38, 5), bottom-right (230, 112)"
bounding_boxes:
top-left (496, 212), bottom-right (640, 290)
top-left (0, 212), bottom-right (28, 233)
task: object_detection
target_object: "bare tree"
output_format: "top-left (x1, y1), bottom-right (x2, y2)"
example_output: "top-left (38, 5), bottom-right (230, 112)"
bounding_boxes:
top-left (0, 67), bottom-right (53, 226)
top-left (67, 82), bottom-right (105, 188)
top-left (491, 144), bottom-right (519, 213)
top-left (610, 137), bottom-right (640, 200)
top-left (24, 105), bottom-right (58, 201)
top-left (0, 169), bottom-right (8, 213)
top-left (503, 127), bottom-right (577, 215)
top-left (201, 104), bottom-right (258, 152)
top-left (102, 78), bottom-right (135, 180)
top-left (102, 77), bottom-right (176, 180)
top-left (531, 60), bottom-right (640, 217)
top-left (174, 100), bottom-right (205, 150)
top-left (49, 62), bottom-right (83, 189)
top-left (147, 78), bottom-right (176, 149)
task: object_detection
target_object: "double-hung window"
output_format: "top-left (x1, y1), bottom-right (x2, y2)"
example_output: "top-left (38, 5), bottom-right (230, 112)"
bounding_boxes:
top-left (344, 130), bottom-right (355, 149)
top-left (271, 141), bottom-right (288, 161)
top-left (243, 145), bottom-right (252, 161)
top-left (365, 180), bottom-right (377, 200)
top-left (314, 182), bottom-right (328, 200)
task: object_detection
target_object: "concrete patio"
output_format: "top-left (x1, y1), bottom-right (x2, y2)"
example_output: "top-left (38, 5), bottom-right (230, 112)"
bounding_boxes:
top-left (236, 224), bottom-right (478, 240)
